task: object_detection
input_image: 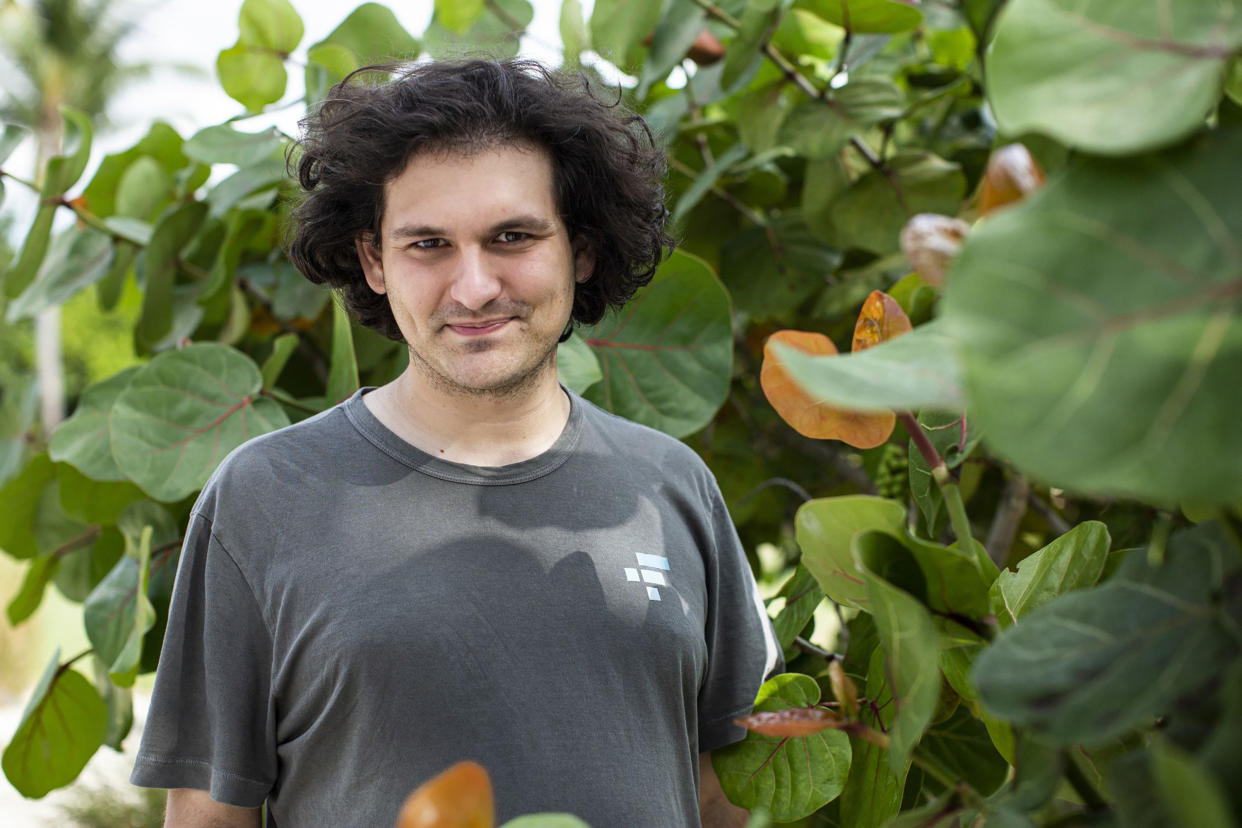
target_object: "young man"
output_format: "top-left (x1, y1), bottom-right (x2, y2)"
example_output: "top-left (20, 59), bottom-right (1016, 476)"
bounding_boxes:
top-left (131, 59), bottom-right (780, 827)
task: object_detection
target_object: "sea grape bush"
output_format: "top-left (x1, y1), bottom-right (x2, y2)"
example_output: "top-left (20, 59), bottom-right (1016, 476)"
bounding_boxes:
top-left (0, 0), bottom-right (1240, 825)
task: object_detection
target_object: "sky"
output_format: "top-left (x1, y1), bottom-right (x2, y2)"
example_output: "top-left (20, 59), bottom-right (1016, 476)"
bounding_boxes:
top-left (3, 0), bottom-right (596, 235)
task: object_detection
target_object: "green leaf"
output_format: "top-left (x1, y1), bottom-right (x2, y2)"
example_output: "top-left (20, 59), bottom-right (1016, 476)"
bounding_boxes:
top-left (500, 815), bottom-right (592, 828)
top-left (914, 704), bottom-right (1009, 796)
top-left (115, 156), bottom-right (172, 221)
top-left (84, 504), bottom-right (162, 686)
top-left (0, 124), bottom-right (28, 164)
top-left (47, 108), bottom-right (95, 195)
top-left (673, 143), bottom-right (749, 225)
top-left (736, 81), bottom-right (798, 154)
top-left (55, 527), bottom-right (123, 604)
top-left (261, 333), bottom-right (299, 390)
top-left (110, 344), bottom-right (290, 502)
top-left (589, 0), bottom-right (664, 71)
top-left (423, 0), bottom-right (533, 60)
top-left (184, 125), bottom-right (284, 167)
top-left (857, 540), bottom-right (941, 773)
top-left (972, 522), bottom-right (1242, 745)
top-left (987, 0), bottom-right (1242, 154)
top-left (6, 553), bottom-right (60, 626)
top-left (896, 530), bottom-right (992, 619)
top-left (582, 250), bottom-right (732, 438)
top-left (56, 463), bottom-right (143, 525)
top-left (557, 331), bottom-right (603, 394)
top-left (559, 0), bottom-right (590, 63)
top-left (712, 673), bottom-right (852, 821)
top-left (838, 647), bottom-right (906, 828)
top-left (770, 564), bottom-right (825, 650)
top-left (4, 201), bottom-right (56, 299)
top-left (722, 1), bottom-right (782, 91)
top-left (137, 202), bottom-right (208, 348)
top-left (990, 521), bottom-right (1110, 627)
top-left (719, 213), bottom-right (842, 320)
top-left (206, 156), bottom-right (287, 218)
top-left (1, 649), bottom-right (108, 799)
top-left (238, 0), bottom-right (303, 51)
top-left (6, 228), bottom-right (114, 321)
top-left (825, 152), bottom-right (966, 254)
top-left (49, 367), bottom-right (141, 482)
top-left (82, 122), bottom-right (188, 219)
top-left (326, 299), bottom-right (359, 406)
top-left (796, 495), bottom-right (907, 610)
top-left (0, 453), bottom-right (56, 559)
top-left (799, 0), bottom-right (923, 33)
top-left (437, 0), bottom-right (487, 34)
top-left (772, 318), bottom-right (965, 413)
top-left (942, 125), bottom-right (1242, 504)
top-left (779, 79), bottom-right (906, 159)
top-left (217, 43), bottom-right (288, 112)
top-left (95, 662), bottom-right (133, 751)
top-left (304, 42), bottom-right (358, 102)
top-left (318, 3), bottom-right (419, 63)
top-left (1150, 739), bottom-right (1236, 828)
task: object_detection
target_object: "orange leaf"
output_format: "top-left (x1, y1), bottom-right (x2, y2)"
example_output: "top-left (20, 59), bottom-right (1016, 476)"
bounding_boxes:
top-left (760, 330), bottom-right (896, 448)
top-left (979, 143), bottom-right (1045, 215)
top-left (736, 707), bottom-right (844, 738)
top-left (395, 761), bottom-right (495, 828)
top-left (852, 290), bottom-right (912, 353)
top-left (898, 214), bottom-right (970, 287)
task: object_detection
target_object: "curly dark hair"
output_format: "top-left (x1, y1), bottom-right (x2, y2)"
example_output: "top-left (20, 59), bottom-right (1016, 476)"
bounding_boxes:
top-left (287, 58), bottom-right (674, 341)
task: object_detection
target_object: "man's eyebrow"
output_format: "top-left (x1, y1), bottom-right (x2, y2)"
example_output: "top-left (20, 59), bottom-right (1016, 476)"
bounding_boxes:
top-left (387, 215), bottom-right (557, 242)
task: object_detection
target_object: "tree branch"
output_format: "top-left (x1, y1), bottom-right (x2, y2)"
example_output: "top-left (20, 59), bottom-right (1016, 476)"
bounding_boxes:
top-left (985, 473), bottom-right (1030, 569)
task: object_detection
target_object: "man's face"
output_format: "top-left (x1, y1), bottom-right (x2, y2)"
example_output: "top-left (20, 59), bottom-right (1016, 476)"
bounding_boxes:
top-left (357, 142), bottom-right (593, 397)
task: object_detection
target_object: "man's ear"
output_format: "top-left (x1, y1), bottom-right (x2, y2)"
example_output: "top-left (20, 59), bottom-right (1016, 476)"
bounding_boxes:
top-left (573, 238), bottom-right (595, 285)
top-left (356, 234), bottom-right (386, 294)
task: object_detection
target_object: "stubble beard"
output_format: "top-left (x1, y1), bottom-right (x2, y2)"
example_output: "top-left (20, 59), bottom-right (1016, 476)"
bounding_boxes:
top-left (405, 323), bottom-right (563, 402)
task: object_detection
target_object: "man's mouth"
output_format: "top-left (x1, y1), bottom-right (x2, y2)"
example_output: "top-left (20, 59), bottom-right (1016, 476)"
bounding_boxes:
top-left (445, 319), bottom-right (512, 337)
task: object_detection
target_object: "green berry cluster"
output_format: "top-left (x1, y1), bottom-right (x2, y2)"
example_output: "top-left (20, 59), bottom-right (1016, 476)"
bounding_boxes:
top-left (873, 443), bottom-right (909, 501)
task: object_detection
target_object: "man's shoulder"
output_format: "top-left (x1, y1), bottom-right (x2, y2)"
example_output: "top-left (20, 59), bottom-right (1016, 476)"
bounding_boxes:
top-left (573, 392), bottom-right (711, 477)
top-left (198, 399), bottom-right (355, 503)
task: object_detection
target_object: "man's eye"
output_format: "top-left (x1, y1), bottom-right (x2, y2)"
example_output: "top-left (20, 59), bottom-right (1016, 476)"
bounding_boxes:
top-left (411, 238), bottom-right (445, 250)
top-left (496, 231), bottom-right (530, 244)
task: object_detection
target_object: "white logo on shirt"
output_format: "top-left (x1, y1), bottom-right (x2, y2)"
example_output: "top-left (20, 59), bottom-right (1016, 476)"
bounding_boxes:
top-left (624, 553), bottom-right (670, 601)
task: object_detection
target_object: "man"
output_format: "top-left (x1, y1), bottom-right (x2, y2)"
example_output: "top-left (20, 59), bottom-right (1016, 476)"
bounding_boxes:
top-left (131, 59), bottom-right (781, 827)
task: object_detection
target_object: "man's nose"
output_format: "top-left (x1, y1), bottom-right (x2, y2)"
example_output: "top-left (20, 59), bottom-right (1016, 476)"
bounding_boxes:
top-left (448, 247), bottom-right (503, 311)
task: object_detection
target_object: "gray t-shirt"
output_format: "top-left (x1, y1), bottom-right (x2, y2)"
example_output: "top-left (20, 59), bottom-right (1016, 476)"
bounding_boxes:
top-left (131, 388), bottom-right (781, 827)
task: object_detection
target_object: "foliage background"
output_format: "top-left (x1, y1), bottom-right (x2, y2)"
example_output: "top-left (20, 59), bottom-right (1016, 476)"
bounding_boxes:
top-left (1, 0), bottom-right (1241, 825)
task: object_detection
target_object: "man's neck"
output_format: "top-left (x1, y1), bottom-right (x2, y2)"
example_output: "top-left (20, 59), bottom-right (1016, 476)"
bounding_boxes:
top-left (362, 363), bottom-right (571, 467)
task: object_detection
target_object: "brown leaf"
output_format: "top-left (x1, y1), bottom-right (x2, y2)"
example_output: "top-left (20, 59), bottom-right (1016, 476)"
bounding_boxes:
top-left (736, 707), bottom-right (844, 738)
top-left (828, 660), bottom-right (860, 719)
top-left (979, 143), bottom-right (1045, 215)
top-left (898, 213), bottom-right (970, 287)
top-left (395, 761), bottom-right (495, 828)
top-left (851, 290), bottom-right (913, 353)
top-left (687, 30), bottom-right (725, 65)
top-left (760, 330), bottom-right (896, 448)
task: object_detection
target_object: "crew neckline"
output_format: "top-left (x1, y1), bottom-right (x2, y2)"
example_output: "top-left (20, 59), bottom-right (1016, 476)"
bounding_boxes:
top-left (342, 386), bottom-right (585, 486)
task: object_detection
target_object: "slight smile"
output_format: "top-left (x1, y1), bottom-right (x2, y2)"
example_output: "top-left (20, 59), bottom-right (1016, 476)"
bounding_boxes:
top-left (445, 318), bottom-right (514, 337)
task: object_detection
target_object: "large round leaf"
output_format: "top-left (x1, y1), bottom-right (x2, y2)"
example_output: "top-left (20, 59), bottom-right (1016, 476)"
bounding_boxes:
top-left (110, 344), bottom-right (290, 502)
top-left (988, 0), bottom-right (1242, 155)
top-left (795, 495), bottom-right (907, 610)
top-left (942, 125), bottom-right (1242, 504)
top-left (582, 250), bottom-right (732, 437)
top-left (712, 673), bottom-right (852, 821)
top-left (2, 650), bottom-right (108, 799)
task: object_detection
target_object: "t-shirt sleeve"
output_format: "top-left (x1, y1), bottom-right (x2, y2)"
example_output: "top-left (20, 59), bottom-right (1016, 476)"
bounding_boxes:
top-left (697, 480), bottom-right (783, 753)
top-left (130, 511), bottom-right (277, 807)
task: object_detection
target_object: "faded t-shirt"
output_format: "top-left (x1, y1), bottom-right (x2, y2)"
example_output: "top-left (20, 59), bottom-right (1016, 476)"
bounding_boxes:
top-left (131, 388), bottom-right (781, 827)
